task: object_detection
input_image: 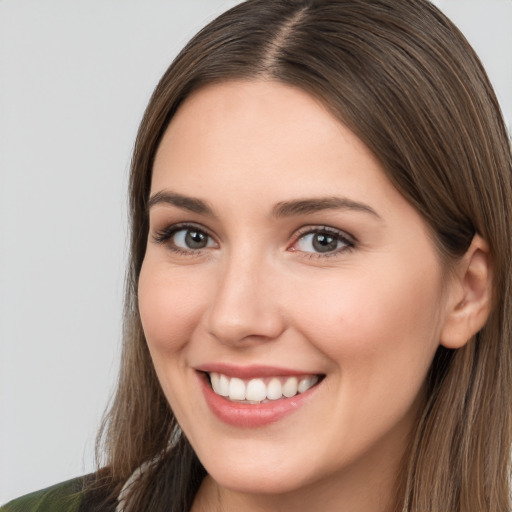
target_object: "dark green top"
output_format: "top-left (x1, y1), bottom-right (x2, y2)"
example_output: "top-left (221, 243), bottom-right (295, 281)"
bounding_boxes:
top-left (0, 478), bottom-right (85, 512)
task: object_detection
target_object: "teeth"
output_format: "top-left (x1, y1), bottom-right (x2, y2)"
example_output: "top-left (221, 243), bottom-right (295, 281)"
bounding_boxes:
top-left (282, 376), bottom-right (298, 398)
top-left (208, 372), bottom-right (319, 402)
top-left (210, 373), bottom-right (229, 396)
top-left (245, 378), bottom-right (267, 401)
top-left (218, 374), bottom-right (229, 396)
top-left (210, 372), bottom-right (220, 392)
top-left (229, 378), bottom-right (245, 400)
top-left (298, 376), bottom-right (316, 393)
top-left (266, 378), bottom-right (282, 400)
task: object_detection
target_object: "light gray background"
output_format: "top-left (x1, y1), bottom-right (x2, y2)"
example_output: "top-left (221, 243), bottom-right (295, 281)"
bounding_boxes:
top-left (0, 0), bottom-right (511, 504)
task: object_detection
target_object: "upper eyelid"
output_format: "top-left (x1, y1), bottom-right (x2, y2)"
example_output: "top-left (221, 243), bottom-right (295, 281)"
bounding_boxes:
top-left (152, 221), bottom-right (213, 234)
top-left (152, 222), bottom-right (217, 244)
top-left (290, 225), bottom-right (356, 243)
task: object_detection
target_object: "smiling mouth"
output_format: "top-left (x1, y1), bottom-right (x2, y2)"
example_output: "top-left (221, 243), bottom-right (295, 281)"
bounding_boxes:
top-left (206, 372), bottom-right (323, 404)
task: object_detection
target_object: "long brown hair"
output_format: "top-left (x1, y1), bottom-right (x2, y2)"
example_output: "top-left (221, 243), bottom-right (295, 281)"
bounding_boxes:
top-left (90, 1), bottom-right (512, 510)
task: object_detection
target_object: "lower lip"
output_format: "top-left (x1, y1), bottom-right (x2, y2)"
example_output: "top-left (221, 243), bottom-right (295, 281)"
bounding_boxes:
top-left (198, 373), bottom-right (320, 428)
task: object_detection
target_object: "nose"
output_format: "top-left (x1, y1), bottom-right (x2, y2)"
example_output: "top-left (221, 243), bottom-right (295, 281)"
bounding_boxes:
top-left (204, 252), bottom-right (286, 346)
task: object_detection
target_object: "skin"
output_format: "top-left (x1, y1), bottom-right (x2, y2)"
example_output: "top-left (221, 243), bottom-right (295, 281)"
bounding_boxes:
top-left (138, 80), bottom-right (462, 512)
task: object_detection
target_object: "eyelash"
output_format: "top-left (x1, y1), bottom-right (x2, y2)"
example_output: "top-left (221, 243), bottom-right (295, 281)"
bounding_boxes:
top-left (290, 226), bottom-right (355, 258)
top-left (152, 223), bottom-right (356, 258)
top-left (153, 222), bottom-right (216, 256)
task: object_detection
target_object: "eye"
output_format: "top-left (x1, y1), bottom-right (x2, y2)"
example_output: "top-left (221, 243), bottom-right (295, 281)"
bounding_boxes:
top-left (173, 228), bottom-right (215, 250)
top-left (153, 223), bottom-right (217, 253)
top-left (291, 227), bottom-right (354, 255)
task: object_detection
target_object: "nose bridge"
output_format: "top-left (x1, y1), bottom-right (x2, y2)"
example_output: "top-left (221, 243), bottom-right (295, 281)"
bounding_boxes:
top-left (205, 245), bottom-right (284, 345)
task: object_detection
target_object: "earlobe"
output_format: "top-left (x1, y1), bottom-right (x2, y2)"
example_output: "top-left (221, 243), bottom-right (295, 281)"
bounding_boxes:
top-left (440, 235), bottom-right (492, 349)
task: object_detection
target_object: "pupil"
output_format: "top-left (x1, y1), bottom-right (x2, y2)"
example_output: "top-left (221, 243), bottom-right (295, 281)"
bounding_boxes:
top-left (312, 233), bottom-right (337, 253)
top-left (185, 230), bottom-right (207, 249)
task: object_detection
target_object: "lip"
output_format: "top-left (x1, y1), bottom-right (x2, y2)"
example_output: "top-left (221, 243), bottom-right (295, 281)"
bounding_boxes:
top-left (196, 366), bottom-right (323, 428)
top-left (195, 363), bottom-right (312, 379)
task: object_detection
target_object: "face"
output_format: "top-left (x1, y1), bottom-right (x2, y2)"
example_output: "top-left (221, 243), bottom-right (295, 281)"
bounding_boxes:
top-left (138, 81), bottom-right (451, 501)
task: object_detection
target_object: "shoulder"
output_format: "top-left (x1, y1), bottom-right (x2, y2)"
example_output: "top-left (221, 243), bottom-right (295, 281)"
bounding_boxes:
top-left (0, 477), bottom-right (86, 512)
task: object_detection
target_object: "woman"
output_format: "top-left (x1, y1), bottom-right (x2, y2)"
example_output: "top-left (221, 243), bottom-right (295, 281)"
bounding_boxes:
top-left (3, 0), bottom-right (511, 511)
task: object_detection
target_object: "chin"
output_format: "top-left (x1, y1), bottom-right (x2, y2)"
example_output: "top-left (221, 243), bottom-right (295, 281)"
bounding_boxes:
top-left (195, 444), bottom-right (323, 496)
top-left (208, 466), bottom-right (310, 496)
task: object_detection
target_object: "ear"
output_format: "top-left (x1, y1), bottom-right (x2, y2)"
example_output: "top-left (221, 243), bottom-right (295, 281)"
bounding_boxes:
top-left (440, 235), bottom-right (492, 349)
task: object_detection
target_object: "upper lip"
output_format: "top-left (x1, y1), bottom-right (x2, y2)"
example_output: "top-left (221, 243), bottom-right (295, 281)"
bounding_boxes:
top-left (195, 363), bottom-right (322, 379)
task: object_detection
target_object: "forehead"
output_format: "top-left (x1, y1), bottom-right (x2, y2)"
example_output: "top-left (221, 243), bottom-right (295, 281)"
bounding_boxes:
top-left (152, 80), bottom-right (390, 201)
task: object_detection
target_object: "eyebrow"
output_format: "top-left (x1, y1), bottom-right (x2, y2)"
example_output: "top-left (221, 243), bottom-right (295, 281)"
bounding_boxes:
top-left (147, 191), bottom-right (215, 216)
top-left (272, 197), bottom-right (380, 219)
top-left (147, 190), bottom-right (380, 219)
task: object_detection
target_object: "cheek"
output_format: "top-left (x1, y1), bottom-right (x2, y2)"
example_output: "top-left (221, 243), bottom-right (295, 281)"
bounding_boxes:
top-left (288, 262), bottom-right (444, 451)
top-left (289, 259), bottom-right (444, 383)
top-left (138, 258), bottom-right (209, 356)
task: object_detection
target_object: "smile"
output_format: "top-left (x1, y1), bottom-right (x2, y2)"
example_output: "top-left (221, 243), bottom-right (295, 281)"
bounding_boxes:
top-left (196, 365), bottom-right (325, 427)
top-left (208, 372), bottom-right (320, 403)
